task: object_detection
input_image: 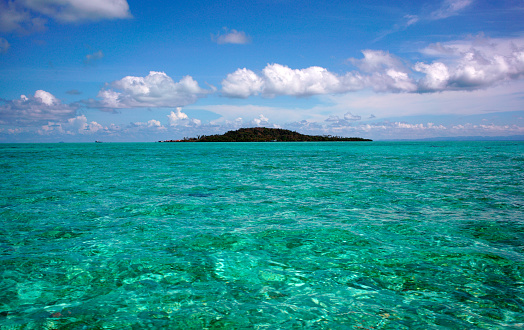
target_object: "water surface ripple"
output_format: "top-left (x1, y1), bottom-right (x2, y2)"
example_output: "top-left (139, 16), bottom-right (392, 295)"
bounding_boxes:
top-left (1, 141), bottom-right (523, 329)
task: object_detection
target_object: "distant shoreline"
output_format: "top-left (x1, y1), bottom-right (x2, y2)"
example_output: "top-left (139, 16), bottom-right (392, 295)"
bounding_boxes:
top-left (158, 127), bottom-right (372, 142)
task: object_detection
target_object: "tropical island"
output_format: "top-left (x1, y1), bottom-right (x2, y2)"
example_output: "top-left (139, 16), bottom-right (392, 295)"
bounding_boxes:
top-left (159, 127), bottom-right (372, 142)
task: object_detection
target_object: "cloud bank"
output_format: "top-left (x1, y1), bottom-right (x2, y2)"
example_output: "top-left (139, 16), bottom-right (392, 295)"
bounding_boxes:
top-left (416, 36), bottom-right (524, 91)
top-left (39, 115), bottom-right (107, 135)
top-left (2, 34), bottom-right (523, 141)
top-left (0, 90), bottom-right (77, 125)
top-left (222, 37), bottom-right (524, 97)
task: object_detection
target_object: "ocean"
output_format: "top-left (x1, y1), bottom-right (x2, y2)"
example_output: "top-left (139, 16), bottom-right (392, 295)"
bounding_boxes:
top-left (1, 141), bottom-right (523, 329)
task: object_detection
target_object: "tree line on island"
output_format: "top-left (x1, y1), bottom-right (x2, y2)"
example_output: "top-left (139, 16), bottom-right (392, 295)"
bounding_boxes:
top-left (159, 127), bottom-right (372, 142)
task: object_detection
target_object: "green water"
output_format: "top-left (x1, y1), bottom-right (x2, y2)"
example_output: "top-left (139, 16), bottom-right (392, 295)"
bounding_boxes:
top-left (1, 141), bottom-right (523, 329)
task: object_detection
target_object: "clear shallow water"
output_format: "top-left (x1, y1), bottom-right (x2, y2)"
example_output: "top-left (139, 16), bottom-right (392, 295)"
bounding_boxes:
top-left (0, 141), bottom-right (523, 329)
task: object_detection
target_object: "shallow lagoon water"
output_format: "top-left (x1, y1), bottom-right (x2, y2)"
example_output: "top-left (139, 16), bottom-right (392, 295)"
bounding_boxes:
top-left (0, 141), bottom-right (523, 329)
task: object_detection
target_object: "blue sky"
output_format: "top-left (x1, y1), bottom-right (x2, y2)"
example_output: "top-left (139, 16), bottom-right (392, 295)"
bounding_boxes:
top-left (1, 0), bottom-right (523, 142)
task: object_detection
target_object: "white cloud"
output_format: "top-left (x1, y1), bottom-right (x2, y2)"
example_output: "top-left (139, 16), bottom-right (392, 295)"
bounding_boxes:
top-left (366, 68), bottom-right (417, 93)
top-left (222, 37), bottom-right (524, 98)
top-left (344, 112), bottom-right (361, 121)
top-left (324, 111), bottom-right (362, 127)
top-left (325, 115), bottom-right (340, 122)
top-left (34, 90), bottom-right (57, 105)
top-left (415, 36), bottom-right (524, 91)
top-left (288, 117), bottom-right (524, 140)
top-left (6, 127), bottom-right (25, 134)
top-left (221, 51), bottom-right (421, 98)
top-left (190, 118), bottom-right (202, 127)
top-left (430, 0), bottom-right (473, 20)
top-left (262, 64), bottom-right (361, 96)
top-left (0, 0), bottom-right (131, 33)
top-left (167, 107), bottom-right (189, 126)
top-left (166, 107), bottom-right (202, 127)
top-left (39, 115), bottom-right (107, 135)
top-left (349, 50), bottom-right (417, 92)
top-left (0, 38), bottom-right (10, 54)
top-left (321, 78), bottom-right (524, 122)
top-left (131, 119), bottom-right (166, 130)
top-left (450, 123), bottom-right (524, 135)
top-left (20, 0), bottom-right (132, 22)
top-left (95, 71), bottom-right (213, 109)
top-left (414, 62), bottom-right (450, 91)
top-left (221, 63), bottom-right (364, 98)
top-left (222, 68), bottom-right (264, 98)
top-left (0, 90), bottom-right (77, 125)
top-left (207, 116), bottom-right (245, 131)
top-left (251, 114), bottom-right (269, 126)
top-left (349, 50), bottom-right (405, 73)
top-left (212, 28), bottom-right (251, 45)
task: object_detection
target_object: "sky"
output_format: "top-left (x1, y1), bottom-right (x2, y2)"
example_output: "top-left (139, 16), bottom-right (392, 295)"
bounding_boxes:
top-left (1, 0), bottom-right (524, 142)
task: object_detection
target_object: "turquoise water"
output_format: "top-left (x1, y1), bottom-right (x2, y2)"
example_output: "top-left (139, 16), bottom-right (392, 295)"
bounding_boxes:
top-left (1, 141), bottom-right (523, 329)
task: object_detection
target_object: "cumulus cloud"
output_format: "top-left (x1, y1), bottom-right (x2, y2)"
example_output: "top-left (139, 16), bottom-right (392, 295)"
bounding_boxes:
top-left (349, 50), bottom-right (417, 92)
top-left (131, 119), bottom-right (166, 130)
top-left (414, 62), bottom-right (451, 91)
top-left (222, 37), bottom-right (524, 97)
top-left (349, 50), bottom-right (405, 73)
top-left (212, 28), bottom-right (251, 45)
top-left (366, 67), bottom-right (417, 93)
top-left (0, 0), bottom-right (131, 33)
top-left (415, 36), bottom-right (524, 92)
top-left (166, 107), bottom-right (202, 127)
top-left (262, 64), bottom-right (363, 96)
top-left (0, 90), bottom-right (77, 125)
top-left (222, 68), bottom-right (264, 98)
top-left (167, 107), bottom-right (188, 126)
top-left (221, 51), bottom-right (417, 98)
top-left (221, 63), bottom-right (364, 98)
top-left (252, 114), bottom-right (269, 126)
top-left (94, 71), bottom-right (213, 109)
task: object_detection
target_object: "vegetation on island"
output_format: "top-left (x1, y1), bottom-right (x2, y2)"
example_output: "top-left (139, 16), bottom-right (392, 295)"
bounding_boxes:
top-left (160, 127), bottom-right (372, 142)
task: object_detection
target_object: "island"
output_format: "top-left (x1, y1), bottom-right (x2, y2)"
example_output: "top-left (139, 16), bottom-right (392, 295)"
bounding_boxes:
top-left (159, 127), bottom-right (372, 142)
